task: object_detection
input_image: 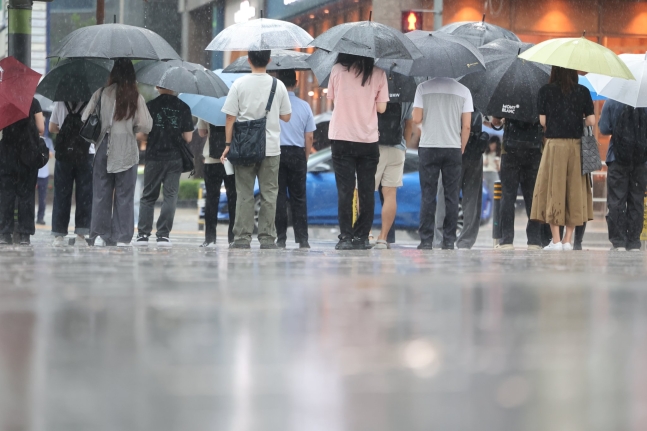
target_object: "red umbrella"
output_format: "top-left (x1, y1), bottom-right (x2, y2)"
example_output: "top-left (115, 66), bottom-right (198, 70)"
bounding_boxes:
top-left (0, 56), bottom-right (42, 130)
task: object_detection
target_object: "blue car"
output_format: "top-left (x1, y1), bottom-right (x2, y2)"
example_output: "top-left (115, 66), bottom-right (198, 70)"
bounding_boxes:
top-left (202, 148), bottom-right (493, 234)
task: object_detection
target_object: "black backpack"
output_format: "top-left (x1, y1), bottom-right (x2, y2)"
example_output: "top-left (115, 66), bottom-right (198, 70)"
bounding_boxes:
top-left (19, 116), bottom-right (49, 170)
top-left (377, 103), bottom-right (403, 146)
top-left (613, 104), bottom-right (647, 165)
top-left (463, 111), bottom-right (489, 160)
top-left (55, 102), bottom-right (90, 163)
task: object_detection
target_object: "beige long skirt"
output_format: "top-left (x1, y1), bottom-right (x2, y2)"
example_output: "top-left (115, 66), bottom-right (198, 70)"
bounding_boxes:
top-left (530, 138), bottom-right (593, 226)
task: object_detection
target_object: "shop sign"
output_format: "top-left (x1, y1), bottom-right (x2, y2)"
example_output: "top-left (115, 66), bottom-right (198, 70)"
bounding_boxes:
top-left (266, 0), bottom-right (336, 20)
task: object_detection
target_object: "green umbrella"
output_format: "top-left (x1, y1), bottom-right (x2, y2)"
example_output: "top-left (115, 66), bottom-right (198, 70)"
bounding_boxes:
top-left (518, 36), bottom-right (635, 80)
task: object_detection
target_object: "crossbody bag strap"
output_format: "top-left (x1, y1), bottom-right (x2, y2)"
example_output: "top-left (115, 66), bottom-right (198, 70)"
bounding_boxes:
top-left (264, 77), bottom-right (277, 117)
top-left (95, 88), bottom-right (104, 118)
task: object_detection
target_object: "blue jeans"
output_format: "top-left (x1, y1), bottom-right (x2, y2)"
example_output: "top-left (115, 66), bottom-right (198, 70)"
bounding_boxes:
top-left (51, 156), bottom-right (94, 237)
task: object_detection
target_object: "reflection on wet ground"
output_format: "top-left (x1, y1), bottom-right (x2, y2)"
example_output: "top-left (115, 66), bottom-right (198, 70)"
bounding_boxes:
top-left (0, 236), bottom-right (646, 431)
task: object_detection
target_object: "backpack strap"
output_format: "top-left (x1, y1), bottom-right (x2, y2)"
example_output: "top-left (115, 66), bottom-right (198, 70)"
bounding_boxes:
top-left (264, 78), bottom-right (277, 118)
top-left (76, 101), bottom-right (89, 114)
top-left (64, 101), bottom-right (74, 115)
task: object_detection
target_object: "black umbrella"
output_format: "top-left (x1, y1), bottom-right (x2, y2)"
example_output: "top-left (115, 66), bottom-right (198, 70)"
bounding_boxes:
top-left (306, 50), bottom-right (422, 102)
top-left (459, 39), bottom-right (551, 122)
top-left (49, 24), bottom-right (181, 61)
top-left (222, 50), bottom-right (310, 73)
top-left (135, 60), bottom-right (229, 98)
top-left (438, 15), bottom-right (520, 48)
top-left (37, 58), bottom-right (113, 102)
top-left (309, 20), bottom-right (422, 60)
top-left (403, 31), bottom-right (485, 77)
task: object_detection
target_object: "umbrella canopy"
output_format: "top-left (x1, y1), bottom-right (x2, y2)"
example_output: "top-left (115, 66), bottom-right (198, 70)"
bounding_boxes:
top-left (403, 31), bottom-right (485, 77)
top-left (0, 56), bottom-right (42, 130)
top-left (49, 24), bottom-right (181, 61)
top-left (309, 20), bottom-right (422, 60)
top-left (222, 49), bottom-right (310, 73)
top-left (135, 60), bottom-right (229, 98)
top-left (438, 16), bottom-right (520, 48)
top-left (206, 18), bottom-right (313, 51)
top-left (459, 39), bottom-right (551, 122)
top-left (518, 37), bottom-right (634, 80)
top-left (579, 75), bottom-right (606, 101)
top-left (586, 53), bottom-right (647, 107)
top-left (37, 58), bottom-right (113, 102)
top-left (35, 93), bottom-right (55, 115)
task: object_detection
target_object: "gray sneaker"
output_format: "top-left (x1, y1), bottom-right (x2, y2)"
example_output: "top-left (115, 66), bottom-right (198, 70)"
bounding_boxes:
top-left (229, 241), bottom-right (251, 249)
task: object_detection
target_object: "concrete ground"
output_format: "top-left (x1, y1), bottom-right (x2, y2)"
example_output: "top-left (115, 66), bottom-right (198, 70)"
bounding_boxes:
top-left (1, 206), bottom-right (646, 431)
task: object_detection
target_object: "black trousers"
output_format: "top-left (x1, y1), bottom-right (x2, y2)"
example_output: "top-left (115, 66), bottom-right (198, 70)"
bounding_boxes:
top-left (606, 161), bottom-right (647, 250)
top-left (276, 146), bottom-right (308, 243)
top-left (51, 156), bottom-right (94, 236)
top-left (0, 166), bottom-right (38, 235)
top-left (418, 147), bottom-right (462, 246)
top-left (204, 163), bottom-right (236, 244)
top-left (37, 177), bottom-right (48, 222)
top-left (331, 141), bottom-right (380, 241)
top-left (499, 148), bottom-right (543, 246)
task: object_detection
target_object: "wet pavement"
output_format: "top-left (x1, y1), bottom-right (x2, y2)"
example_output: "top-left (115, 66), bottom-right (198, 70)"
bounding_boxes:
top-left (1, 210), bottom-right (646, 431)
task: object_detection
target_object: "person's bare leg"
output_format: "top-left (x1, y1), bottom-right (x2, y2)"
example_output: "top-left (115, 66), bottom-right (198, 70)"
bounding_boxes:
top-left (562, 225), bottom-right (575, 244)
top-left (550, 224), bottom-right (561, 244)
top-left (378, 186), bottom-right (397, 241)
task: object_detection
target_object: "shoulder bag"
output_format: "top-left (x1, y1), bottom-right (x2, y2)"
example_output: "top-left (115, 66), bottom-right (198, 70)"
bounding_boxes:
top-left (581, 124), bottom-right (602, 175)
top-left (228, 77), bottom-right (277, 166)
top-left (80, 88), bottom-right (104, 144)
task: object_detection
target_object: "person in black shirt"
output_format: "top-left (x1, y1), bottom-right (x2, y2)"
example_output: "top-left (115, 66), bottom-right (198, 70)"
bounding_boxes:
top-left (133, 87), bottom-right (194, 247)
top-left (531, 67), bottom-right (595, 251)
top-left (0, 98), bottom-right (45, 245)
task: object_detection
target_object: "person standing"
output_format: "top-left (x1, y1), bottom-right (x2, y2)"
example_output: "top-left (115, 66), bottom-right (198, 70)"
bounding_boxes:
top-left (220, 50), bottom-right (292, 249)
top-left (373, 102), bottom-right (412, 249)
top-left (274, 70), bottom-right (316, 250)
top-left (50, 101), bottom-right (94, 247)
top-left (197, 119), bottom-right (237, 247)
top-left (0, 98), bottom-right (45, 245)
top-left (83, 58), bottom-right (153, 247)
top-left (133, 87), bottom-right (194, 247)
top-left (531, 66), bottom-right (595, 251)
top-left (412, 77), bottom-right (473, 250)
top-left (327, 53), bottom-right (389, 250)
top-left (482, 135), bottom-right (500, 196)
top-left (599, 99), bottom-right (647, 252)
top-left (492, 118), bottom-right (544, 250)
top-left (35, 136), bottom-right (53, 226)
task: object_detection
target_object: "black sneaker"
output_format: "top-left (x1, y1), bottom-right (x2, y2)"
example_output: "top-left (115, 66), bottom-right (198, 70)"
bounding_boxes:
top-left (335, 238), bottom-right (354, 250)
top-left (156, 237), bottom-right (172, 247)
top-left (299, 241), bottom-right (311, 249)
top-left (276, 240), bottom-right (287, 248)
top-left (417, 242), bottom-right (433, 250)
top-left (19, 234), bottom-right (31, 246)
top-left (441, 243), bottom-right (455, 250)
top-left (0, 234), bottom-right (12, 245)
top-left (352, 238), bottom-right (370, 250)
top-left (132, 233), bottom-right (149, 247)
top-left (36, 219), bottom-right (46, 226)
top-left (229, 241), bottom-right (251, 249)
top-left (260, 242), bottom-right (278, 250)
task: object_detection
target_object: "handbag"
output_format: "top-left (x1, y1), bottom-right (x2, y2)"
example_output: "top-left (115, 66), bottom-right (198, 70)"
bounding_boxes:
top-left (178, 140), bottom-right (195, 175)
top-left (79, 88), bottom-right (104, 144)
top-left (581, 124), bottom-right (602, 175)
top-left (228, 77), bottom-right (277, 166)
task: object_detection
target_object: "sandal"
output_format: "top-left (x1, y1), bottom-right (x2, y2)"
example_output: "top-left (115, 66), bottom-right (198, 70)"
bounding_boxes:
top-left (373, 239), bottom-right (389, 250)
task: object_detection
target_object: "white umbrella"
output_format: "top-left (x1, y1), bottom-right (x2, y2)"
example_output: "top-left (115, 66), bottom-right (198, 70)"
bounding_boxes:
top-left (206, 18), bottom-right (313, 51)
top-left (587, 53), bottom-right (647, 107)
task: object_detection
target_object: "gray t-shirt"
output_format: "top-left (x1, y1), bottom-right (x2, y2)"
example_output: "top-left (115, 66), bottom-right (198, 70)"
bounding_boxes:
top-left (397, 102), bottom-right (413, 151)
top-left (221, 73), bottom-right (291, 157)
top-left (413, 78), bottom-right (473, 149)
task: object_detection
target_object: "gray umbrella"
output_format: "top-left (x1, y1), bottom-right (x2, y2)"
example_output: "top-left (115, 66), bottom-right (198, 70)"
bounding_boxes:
top-left (49, 24), bottom-right (181, 60)
top-left (37, 58), bottom-right (113, 102)
top-left (309, 20), bottom-right (422, 60)
top-left (403, 31), bottom-right (486, 78)
top-left (206, 18), bottom-right (313, 51)
top-left (135, 60), bottom-right (229, 98)
top-left (438, 15), bottom-right (520, 48)
top-left (222, 50), bottom-right (310, 73)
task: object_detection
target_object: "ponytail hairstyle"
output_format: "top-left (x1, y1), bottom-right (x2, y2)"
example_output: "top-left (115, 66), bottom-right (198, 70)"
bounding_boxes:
top-left (549, 66), bottom-right (578, 94)
top-left (335, 53), bottom-right (374, 87)
top-left (107, 58), bottom-right (139, 121)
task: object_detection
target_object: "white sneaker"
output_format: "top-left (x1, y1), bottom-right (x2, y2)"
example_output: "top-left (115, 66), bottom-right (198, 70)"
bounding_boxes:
top-left (200, 241), bottom-right (217, 248)
top-left (75, 235), bottom-right (88, 247)
top-left (495, 244), bottom-right (515, 250)
top-left (610, 247), bottom-right (626, 252)
top-left (52, 236), bottom-right (65, 247)
top-left (562, 243), bottom-right (573, 251)
top-left (116, 242), bottom-right (131, 247)
top-left (543, 241), bottom-right (563, 251)
top-left (93, 237), bottom-right (105, 247)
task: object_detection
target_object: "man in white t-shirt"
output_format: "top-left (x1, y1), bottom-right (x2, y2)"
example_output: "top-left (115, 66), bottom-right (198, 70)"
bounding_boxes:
top-left (412, 77), bottom-right (473, 250)
top-left (49, 101), bottom-right (95, 247)
top-left (221, 50), bottom-right (292, 249)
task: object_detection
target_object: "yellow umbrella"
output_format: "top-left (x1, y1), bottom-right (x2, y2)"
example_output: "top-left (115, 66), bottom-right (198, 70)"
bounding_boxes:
top-left (518, 36), bottom-right (635, 80)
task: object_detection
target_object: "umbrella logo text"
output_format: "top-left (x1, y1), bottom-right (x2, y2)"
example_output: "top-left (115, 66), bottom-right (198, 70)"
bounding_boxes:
top-left (502, 104), bottom-right (519, 114)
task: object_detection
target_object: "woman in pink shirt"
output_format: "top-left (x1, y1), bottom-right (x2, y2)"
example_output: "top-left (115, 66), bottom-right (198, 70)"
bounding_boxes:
top-left (327, 53), bottom-right (389, 250)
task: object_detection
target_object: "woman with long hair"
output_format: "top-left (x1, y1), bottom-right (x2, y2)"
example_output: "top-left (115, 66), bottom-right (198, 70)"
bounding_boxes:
top-left (531, 66), bottom-right (595, 251)
top-left (82, 58), bottom-right (152, 247)
top-left (327, 53), bottom-right (389, 250)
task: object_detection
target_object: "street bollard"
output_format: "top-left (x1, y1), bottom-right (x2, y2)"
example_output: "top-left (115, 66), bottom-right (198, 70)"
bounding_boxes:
top-left (641, 190), bottom-right (647, 251)
top-left (492, 181), bottom-right (502, 247)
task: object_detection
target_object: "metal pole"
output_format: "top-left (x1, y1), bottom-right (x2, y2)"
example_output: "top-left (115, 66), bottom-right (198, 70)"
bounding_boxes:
top-left (119, 0), bottom-right (125, 24)
top-left (8, 0), bottom-right (32, 67)
top-left (492, 181), bottom-right (502, 247)
top-left (96, 0), bottom-right (105, 25)
top-left (433, 0), bottom-right (443, 30)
